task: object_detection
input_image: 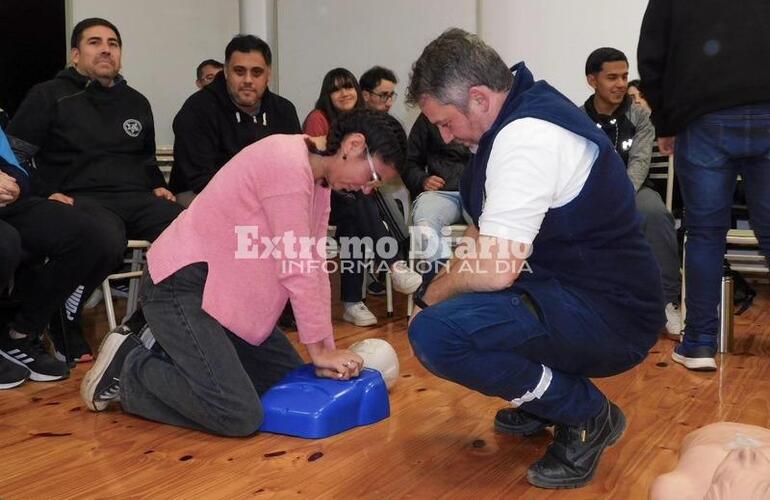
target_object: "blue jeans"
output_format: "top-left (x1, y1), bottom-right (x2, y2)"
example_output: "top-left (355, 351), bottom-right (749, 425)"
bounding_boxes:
top-left (411, 191), bottom-right (471, 263)
top-left (120, 263), bottom-right (303, 436)
top-left (676, 104), bottom-right (770, 346)
top-left (408, 280), bottom-right (654, 425)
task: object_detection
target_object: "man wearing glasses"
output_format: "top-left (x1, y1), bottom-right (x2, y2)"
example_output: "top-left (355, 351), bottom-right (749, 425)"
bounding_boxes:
top-left (360, 66), bottom-right (398, 113)
top-left (194, 59), bottom-right (223, 89)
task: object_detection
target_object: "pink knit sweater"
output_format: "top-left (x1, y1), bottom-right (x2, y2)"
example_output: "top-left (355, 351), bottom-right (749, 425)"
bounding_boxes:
top-left (148, 134), bottom-right (334, 349)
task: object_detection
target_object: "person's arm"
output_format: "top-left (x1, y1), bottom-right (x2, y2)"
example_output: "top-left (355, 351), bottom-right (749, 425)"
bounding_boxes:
top-left (281, 101), bottom-right (302, 134)
top-left (0, 132), bottom-right (29, 198)
top-left (7, 86), bottom-right (53, 152)
top-left (7, 86), bottom-right (58, 197)
top-left (421, 225), bottom-right (529, 305)
top-left (402, 115), bottom-right (432, 195)
top-left (637, 0), bottom-right (673, 135)
top-left (140, 104), bottom-right (169, 193)
top-left (302, 110), bottom-right (330, 138)
top-left (261, 187), bottom-right (364, 379)
top-left (172, 101), bottom-right (224, 193)
top-left (626, 106), bottom-right (655, 192)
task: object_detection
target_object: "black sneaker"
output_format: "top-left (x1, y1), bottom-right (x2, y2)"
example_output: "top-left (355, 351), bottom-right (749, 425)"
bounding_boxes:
top-left (495, 408), bottom-right (552, 436)
top-left (672, 342), bottom-right (717, 371)
top-left (0, 335), bottom-right (69, 382)
top-left (80, 325), bottom-right (141, 411)
top-left (366, 275), bottom-right (387, 296)
top-left (0, 355), bottom-right (30, 390)
top-left (527, 400), bottom-right (626, 489)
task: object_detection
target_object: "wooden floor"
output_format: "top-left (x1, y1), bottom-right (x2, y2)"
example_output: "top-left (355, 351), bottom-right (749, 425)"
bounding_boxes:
top-left (1, 283), bottom-right (769, 499)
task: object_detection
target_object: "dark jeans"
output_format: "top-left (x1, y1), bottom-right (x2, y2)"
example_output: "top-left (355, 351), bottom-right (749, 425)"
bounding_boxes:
top-left (120, 262), bottom-right (303, 436)
top-left (0, 197), bottom-right (124, 335)
top-left (676, 104), bottom-right (770, 346)
top-left (0, 220), bottom-right (21, 290)
top-left (408, 280), bottom-right (654, 425)
top-left (330, 191), bottom-right (404, 302)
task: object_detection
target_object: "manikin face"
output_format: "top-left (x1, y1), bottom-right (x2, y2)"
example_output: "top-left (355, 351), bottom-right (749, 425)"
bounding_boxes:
top-left (587, 60), bottom-right (629, 112)
top-left (224, 51), bottom-right (271, 110)
top-left (363, 79), bottom-right (397, 112)
top-left (71, 25), bottom-right (122, 85)
top-left (419, 95), bottom-right (487, 148)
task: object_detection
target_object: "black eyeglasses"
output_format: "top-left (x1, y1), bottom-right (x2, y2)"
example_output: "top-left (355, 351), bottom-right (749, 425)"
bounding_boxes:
top-left (368, 90), bottom-right (397, 103)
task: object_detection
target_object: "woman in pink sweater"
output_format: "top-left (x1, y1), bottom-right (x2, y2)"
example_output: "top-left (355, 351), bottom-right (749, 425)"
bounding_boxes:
top-left (81, 109), bottom-right (407, 436)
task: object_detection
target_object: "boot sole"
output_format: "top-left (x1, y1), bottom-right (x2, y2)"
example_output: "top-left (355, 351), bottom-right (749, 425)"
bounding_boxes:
top-left (526, 405), bottom-right (627, 489)
top-left (671, 351), bottom-right (717, 371)
top-left (80, 331), bottom-right (131, 412)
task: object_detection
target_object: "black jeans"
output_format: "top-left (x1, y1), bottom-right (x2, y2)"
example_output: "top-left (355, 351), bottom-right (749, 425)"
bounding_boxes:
top-left (72, 190), bottom-right (184, 243)
top-left (0, 197), bottom-right (124, 335)
top-left (0, 220), bottom-right (21, 290)
top-left (121, 263), bottom-right (303, 436)
top-left (52, 191), bottom-right (185, 332)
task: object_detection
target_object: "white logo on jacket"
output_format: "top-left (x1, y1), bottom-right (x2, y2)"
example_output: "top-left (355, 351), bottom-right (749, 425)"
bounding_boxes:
top-left (123, 119), bottom-right (142, 137)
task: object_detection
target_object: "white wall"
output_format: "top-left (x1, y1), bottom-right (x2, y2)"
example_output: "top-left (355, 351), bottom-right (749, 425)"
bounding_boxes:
top-left (276, 0), bottom-right (477, 130)
top-left (480, 0), bottom-right (649, 105)
top-left (66, 1), bottom-right (651, 145)
top-left (69, 0), bottom-right (240, 146)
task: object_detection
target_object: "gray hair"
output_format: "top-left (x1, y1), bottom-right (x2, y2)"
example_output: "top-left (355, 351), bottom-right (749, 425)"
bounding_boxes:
top-left (406, 28), bottom-right (513, 110)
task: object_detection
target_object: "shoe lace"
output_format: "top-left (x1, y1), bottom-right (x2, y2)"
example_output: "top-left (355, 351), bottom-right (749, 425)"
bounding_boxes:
top-left (97, 379), bottom-right (121, 402)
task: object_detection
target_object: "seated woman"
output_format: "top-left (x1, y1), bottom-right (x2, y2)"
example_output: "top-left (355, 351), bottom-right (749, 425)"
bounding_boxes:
top-left (81, 109), bottom-right (409, 436)
top-left (304, 67), bottom-right (420, 327)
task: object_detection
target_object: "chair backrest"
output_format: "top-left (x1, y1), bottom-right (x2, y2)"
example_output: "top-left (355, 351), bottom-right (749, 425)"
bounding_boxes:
top-left (647, 145), bottom-right (674, 212)
top-left (156, 147), bottom-right (174, 184)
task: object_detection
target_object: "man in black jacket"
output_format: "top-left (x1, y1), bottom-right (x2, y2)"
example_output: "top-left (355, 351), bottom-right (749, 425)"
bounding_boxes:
top-left (403, 113), bottom-right (471, 267)
top-left (638, 0), bottom-right (770, 371)
top-left (170, 35), bottom-right (301, 206)
top-left (7, 18), bottom-right (183, 358)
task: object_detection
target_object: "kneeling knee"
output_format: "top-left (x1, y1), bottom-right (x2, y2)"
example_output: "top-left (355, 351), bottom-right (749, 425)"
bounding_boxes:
top-left (408, 312), bottom-right (451, 374)
top-left (217, 405), bottom-right (263, 437)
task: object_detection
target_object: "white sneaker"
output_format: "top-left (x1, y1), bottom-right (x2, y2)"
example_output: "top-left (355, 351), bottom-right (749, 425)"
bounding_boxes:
top-left (665, 303), bottom-right (682, 340)
top-left (342, 302), bottom-right (378, 327)
top-left (389, 261), bottom-right (422, 295)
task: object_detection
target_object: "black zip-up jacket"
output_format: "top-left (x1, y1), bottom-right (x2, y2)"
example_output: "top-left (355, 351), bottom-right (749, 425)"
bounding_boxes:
top-left (638, 0), bottom-right (770, 136)
top-left (401, 113), bottom-right (471, 200)
top-left (169, 71), bottom-right (301, 194)
top-left (7, 67), bottom-right (165, 196)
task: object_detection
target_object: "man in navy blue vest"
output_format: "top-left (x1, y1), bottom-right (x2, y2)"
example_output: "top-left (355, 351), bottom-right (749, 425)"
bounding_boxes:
top-left (406, 29), bottom-right (664, 489)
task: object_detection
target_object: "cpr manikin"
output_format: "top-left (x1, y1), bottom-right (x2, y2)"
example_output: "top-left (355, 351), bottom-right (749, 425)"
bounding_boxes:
top-left (651, 422), bottom-right (770, 500)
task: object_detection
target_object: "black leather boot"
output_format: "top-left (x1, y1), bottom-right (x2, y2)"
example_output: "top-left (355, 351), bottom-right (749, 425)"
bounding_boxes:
top-left (494, 408), bottom-right (552, 436)
top-left (527, 399), bottom-right (626, 489)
